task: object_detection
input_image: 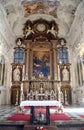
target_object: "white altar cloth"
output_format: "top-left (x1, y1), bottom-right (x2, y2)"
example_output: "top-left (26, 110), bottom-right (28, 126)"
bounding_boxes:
top-left (20, 100), bottom-right (61, 107)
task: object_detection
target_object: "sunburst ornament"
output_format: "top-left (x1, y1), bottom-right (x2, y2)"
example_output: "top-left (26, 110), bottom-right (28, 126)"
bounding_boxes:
top-left (37, 24), bottom-right (46, 32)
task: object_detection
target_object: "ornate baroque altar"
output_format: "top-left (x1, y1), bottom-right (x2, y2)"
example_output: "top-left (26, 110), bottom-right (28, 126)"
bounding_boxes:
top-left (11, 18), bottom-right (71, 105)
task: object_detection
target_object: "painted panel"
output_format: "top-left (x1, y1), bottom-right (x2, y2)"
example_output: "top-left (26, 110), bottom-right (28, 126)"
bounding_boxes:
top-left (21, 0), bottom-right (60, 17)
top-left (33, 51), bottom-right (50, 78)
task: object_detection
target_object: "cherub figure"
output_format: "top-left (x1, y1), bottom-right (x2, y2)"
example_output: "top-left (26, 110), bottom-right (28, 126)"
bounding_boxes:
top-left (47, 24), bottom-right (57, 37)
top-left (25, 26), bottom-right (34, 37)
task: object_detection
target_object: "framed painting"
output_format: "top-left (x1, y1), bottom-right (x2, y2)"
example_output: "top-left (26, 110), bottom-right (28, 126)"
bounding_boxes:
top-left (33, 51), bottom-right (50, 78)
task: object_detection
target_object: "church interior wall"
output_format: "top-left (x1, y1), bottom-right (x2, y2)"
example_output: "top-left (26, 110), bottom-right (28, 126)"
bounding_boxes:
top-left (0, 0), bottom-right (84, 105)
top-left (0, 55), bottom-right (6, 105)
top-left (0, 87), bottom-right (6, 105)
top-left (64, 0), bottom-right (84, 105)
top-left (0, 3), bottom-right (16, 105)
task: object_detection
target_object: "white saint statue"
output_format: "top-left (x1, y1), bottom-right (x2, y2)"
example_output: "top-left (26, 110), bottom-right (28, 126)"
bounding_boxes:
top-left (13, 66), bottom-right (20, 81)
top-left (62, 66), bottom-right (69, 81)
top-left (17, 39), bottom-right (21, 46)
top-left (60, 39), bottom-right (65, 46)
top-left (40, 86), bottom-right (44, 94)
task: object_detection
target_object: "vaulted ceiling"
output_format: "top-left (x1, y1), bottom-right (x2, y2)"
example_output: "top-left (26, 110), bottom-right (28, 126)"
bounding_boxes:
top-left (0, 0), bottom-right (83, 57)
top-left (1, 0), bottom-right (81, 37)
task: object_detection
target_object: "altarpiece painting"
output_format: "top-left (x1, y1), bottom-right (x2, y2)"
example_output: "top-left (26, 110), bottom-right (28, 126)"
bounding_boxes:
top-left (33, 51), bottom-right (50, 78)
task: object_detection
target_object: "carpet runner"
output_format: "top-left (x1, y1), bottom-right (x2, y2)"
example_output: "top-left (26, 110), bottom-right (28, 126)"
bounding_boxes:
top-left (79, 115), bottom-right (84, 118)
top-left (7, 106), bottom-right (72, 121)
top-left (50, 113), bottom-right (72, 121)
top-left (7, 113), bottom-right (71, 121)
top-left (8, 114), bottom-right (30, 121)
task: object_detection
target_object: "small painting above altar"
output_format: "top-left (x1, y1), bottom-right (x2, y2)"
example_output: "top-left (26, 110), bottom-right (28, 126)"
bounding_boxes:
top-left (33, 51), bottom-right (50, 78)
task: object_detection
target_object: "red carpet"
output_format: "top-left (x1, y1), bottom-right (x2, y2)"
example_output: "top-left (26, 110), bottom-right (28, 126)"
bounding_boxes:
top-left (7, 114), bottom-right (30, 121)
top-left (24, 106), bottom-right (30, 109)
top-left (7, 106), bottom-right (71, 121)
top-left (79, 115), bottom-right (84, 118)
top-left (50, 113), bottom-right (72, 121)
top-left (7, 113), bottom-right (71, 121)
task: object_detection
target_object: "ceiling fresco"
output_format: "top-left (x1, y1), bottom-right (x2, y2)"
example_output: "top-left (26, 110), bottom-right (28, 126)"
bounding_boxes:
top-left (21, 0), bottom-right (60, 17)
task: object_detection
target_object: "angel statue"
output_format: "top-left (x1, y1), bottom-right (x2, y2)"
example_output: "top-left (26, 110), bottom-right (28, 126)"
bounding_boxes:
top-left (25, 26), bottom-right (34, 38)
top-left (47, 24), bottom-right (57, 37)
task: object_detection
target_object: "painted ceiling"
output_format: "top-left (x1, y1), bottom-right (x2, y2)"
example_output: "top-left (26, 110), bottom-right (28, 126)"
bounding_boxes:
top-left (0, 0), bottom-right (83, 54)
top-left (21, 0), bottom-right (60, 17)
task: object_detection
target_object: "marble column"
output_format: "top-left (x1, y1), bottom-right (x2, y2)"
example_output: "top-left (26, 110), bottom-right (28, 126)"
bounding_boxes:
top-left (82, 63), bottom-right (84, 82)
top-left (29, 49), bottom-right (33, 79)
top-left (57, 83), bottom-right (61, 105)
top-left (25, 40), bottom-right (32, 80)
top-left (52, 40), bottom-right (58, 80)
top-left (51, 40), bottom-right (58, 92)
top-left (50, 50), bottom-right (53, 80)
top-left (24, 40), bottom-right (32, 94)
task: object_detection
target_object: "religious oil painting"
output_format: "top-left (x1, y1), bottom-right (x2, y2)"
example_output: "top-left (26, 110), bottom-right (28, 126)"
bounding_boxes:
top-left (21, 0), bottom-right (60, 17)
top-left (33, 51), bottom-right (50, 78)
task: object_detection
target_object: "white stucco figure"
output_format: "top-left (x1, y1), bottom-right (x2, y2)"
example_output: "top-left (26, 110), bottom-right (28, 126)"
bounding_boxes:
top-left (62, 66), bottom-right (69, 81)
top-left (14, 66), bottom-right (20, 81)
top-left (47, 24), bottom-right (57, 37)
top-left (25, 26), bottom-right (34, 37)
top-left (17, 39), bottom-right (21, 46)
top-left (60, 39), bottom-right (65, 45)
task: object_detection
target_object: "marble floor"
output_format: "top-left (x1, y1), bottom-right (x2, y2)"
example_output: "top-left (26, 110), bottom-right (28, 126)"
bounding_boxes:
top-left (0, 105), bottom-right (17, 122)
top-left (0, 105), bottom-right (84, 121)
top-left (0, 105), bottom-right (84, 129)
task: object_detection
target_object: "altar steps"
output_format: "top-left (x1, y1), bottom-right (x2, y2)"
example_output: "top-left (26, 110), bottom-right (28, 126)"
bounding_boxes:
top-left (24, 125), bottom-right (58, 130)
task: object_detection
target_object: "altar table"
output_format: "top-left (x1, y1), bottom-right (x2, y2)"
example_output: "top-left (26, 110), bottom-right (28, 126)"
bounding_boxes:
top-left (20, 100), bottom-right (61, 107)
